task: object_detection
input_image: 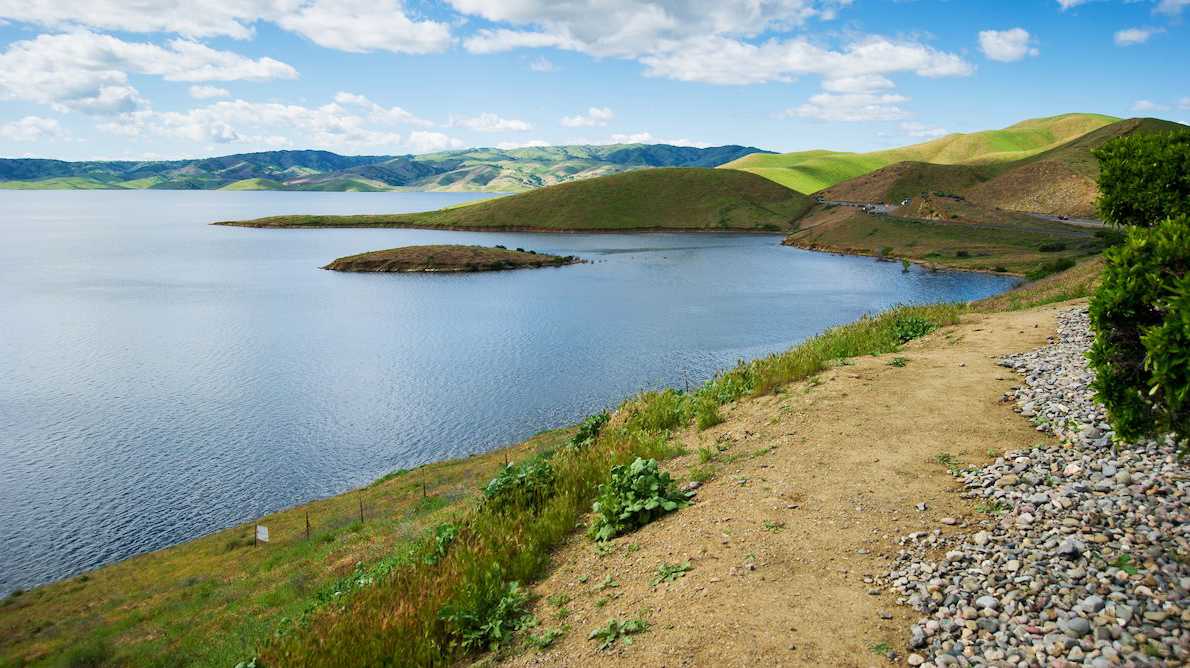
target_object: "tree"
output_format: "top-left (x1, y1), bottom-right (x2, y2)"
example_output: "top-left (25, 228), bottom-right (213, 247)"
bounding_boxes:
top-left (1093, 131), bottom-right (1190, 227)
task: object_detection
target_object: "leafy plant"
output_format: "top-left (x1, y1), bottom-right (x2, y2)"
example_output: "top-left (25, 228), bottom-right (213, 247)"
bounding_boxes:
top-left (976, 499), bottom-right (1008, 515)
top-left (423, 522), bottom-right (459, 565)
top-left (1089, 216), bottom-right (1190, 446)
top-left (888, 356), bottom-right (908, 368)
top-left (650, 561), bottom-right (692, 586)
top-left (439, 574), bottom-right (531, 653)
top-left (869, 642), bottom-right (892, 655)
top-left (482, 456), bottom-right (555, 513)
top-left (595, 575), bottom-right (619, 591)
top-left (901, 258), bottom-right (911, 273)
top-left (1110, 553), bottom-right (1140, 576)
top-left (589, 618), bottom-right (648, 650)
top-left (571, 411), bottom-right (610, 449)
top-left (892, 315), bottom-right (936, 343)
top-left (527, 626), bottom-right (568, 649)
top-left (1094, 130), bottom-right (1190, 227)
top-left (589, 458), bottom-right (691, 541)
top-left (694, 397), bottom-right (724, 431)
top-left (688, 464), bottom-right (715, 483)
top-left (546, 593), bottom-right (571, 608)
top-left (762, 520), bottom-right (786, 533)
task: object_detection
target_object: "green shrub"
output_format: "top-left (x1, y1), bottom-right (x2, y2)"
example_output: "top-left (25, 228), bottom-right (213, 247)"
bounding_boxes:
top-left (589, 458), bottom-right (690, 541)
top-left (623, 389), bottom-right (689, 433)
top-left (439, 572), bottom-right (531, 653)
top-left (1088, 216), bottom-right (1190, 445)
top-left (571, 411), bottom-right (609, 448)
top-left (1025, 257), bottom-right (1076, 281)
top-left (482, 456), bottom-right (555, 513)
top-left (1038, 242), bottom-right (1067, 253)
top-left (694, 397), bottom-right (723, 431)
top-left (891, 315), bottom-right (936, 343)
top-left (589, 618), bottom-right (648, 650)
top-left (424, 522), bottom-right (459, 566)
top-left (1094, 131), bottom-right (1190, 227)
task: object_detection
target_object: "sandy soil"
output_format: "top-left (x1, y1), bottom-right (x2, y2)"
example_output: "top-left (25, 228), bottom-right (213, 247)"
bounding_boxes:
top-left (501, 303), bottom-right (1071, 668)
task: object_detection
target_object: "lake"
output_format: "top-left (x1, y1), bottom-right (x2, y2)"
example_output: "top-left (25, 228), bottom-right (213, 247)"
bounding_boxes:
top-left (0, 190), bottom-right (1017, 593)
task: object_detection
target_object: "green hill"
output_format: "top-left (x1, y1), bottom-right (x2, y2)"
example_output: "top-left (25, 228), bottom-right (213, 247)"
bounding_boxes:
top-left (216, 168), bottom-right (811, 232)
top-left (723, 113), bottom-right (1119, 194)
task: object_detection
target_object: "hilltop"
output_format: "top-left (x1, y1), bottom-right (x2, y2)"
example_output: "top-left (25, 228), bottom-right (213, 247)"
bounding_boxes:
top-left (722, 113), bottom-right (1120, 194)
top-left (0, 144), bottom-right (768, 193)
top-left (217, 168), bottom-right (811, 233)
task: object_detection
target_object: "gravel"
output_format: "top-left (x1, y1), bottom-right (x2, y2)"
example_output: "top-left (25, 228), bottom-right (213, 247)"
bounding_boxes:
top-left (883, 308), bottom-right (1189, 667)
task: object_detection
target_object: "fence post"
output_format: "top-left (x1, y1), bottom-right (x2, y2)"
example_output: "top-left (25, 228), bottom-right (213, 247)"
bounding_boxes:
top-left (305, 511), bottom-right (310, 541)
top-left (358, 494), bottom-right (364, 523)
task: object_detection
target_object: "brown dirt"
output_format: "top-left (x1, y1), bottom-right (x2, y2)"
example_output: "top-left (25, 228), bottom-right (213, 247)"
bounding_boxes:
top-left (502, 303), bottom-right (1073, 668)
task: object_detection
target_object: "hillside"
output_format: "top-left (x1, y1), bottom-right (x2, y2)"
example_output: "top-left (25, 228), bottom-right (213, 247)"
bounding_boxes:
top-left (722, 113), bottom-right (1119, 193)
top-left (216, 168), bottom-right (811, 232)
top-left (0, 144), bottom-right (768, 193)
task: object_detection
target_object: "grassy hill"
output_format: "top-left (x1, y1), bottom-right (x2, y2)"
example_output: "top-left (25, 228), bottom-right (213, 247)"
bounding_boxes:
top-left (217, 168), bottom-right (811, 233)
top-left (722, 113), bottom-right (1119, 193)
top-left (0, 144), bottom-right (768, 193)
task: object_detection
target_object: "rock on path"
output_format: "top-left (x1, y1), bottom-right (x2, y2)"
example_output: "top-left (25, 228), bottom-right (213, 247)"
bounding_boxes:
top-left (885, 308), bottom-right (1188, 667)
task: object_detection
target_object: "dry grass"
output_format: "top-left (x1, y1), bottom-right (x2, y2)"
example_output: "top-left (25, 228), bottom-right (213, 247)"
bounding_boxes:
top-left (974, 255), bottom-right (1104, 311)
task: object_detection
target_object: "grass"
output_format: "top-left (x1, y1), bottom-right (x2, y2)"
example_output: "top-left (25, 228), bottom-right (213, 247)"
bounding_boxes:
top-left (215, 168), bottom-right (811, 233)
top-left (975, 255), bottom-right (1104, 311)
top-left (322, 245), bottom-right (579, 273)
top-left (3, 301), bottom-right (965, 667)
top-left (722, 113), bottom-right (1119, 193)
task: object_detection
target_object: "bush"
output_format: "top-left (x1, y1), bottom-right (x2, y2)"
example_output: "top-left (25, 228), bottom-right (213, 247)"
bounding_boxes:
top-left (481, 456), bottom-right (555, 513)
top-left (1093, 131), bottom-right (1190, 227)
top-left (571, 411), bottom-right (609, 448)
top-left (439, 571), bottom-right (531, 653)
top-left (1088, 216), bottom-right (1190, 446)
top-left (1038, 242), bottom-right (1067, 253)
top-left (589, 458), bottom-right (690, 541)
top-left (891, 315), bottom-right (936, 343)
top-left (694, 397), bottom-right (723, 431)
top-left (1025, 257), bottom-right (1076, 281)
top-left (623, 389), bottom-right (689, 433)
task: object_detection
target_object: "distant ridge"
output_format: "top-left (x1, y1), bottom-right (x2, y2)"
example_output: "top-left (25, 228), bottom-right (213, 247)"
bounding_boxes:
top-left (0, 144), bottom-right (770, 193)
top-left (722, 113), bottom-right (1121, 194)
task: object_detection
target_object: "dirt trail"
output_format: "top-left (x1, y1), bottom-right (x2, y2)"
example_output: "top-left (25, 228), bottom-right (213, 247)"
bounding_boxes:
top-left (504, 303), bottom-right (1072, 668)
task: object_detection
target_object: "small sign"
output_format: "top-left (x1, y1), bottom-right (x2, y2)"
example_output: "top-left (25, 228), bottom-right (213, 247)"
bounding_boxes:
top-left (255, 525), bottom-right (269, 543)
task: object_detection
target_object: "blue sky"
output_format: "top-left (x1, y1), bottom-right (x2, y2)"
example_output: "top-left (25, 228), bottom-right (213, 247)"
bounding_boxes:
top-left (0, 0), bottom-right (1186, 160)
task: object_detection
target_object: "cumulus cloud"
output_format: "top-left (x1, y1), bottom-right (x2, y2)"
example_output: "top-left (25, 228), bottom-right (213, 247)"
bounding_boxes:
top-left (1114, 27), bottom-right (1162, 46)
top-left (495, 139), bottom-right (550, 149)
top-left (785, 92), bottom-right (910, 121)
top-left (561, 107), bottom-right (615, 127)
top-left (450, 112), bottom-right (533, 132)
top-left (1155, 0), bottom-right (1190, 17)
top-left (97, 95), bottom-right (450, 154)
top-left (0, 31), bottom-right (296, 114)
top-left (899, 121), bottom-right (949, 138)
top-left (0, 0), bottom-right (453, 53)
top-left (1132, 99), bottom-right (1169, 112)
top-left (978, 28), bottom-right (1039, 62)
top-left (0, 115), bottom-right (67, 142)
top-left (1056, 0), bottom-right (1087, 10)
top-left (189, 85), bottom-right (230, 99)
top-left (641, 35), bottom-right (972, 85)
top-left (821, 74), bottom-right (894, 93)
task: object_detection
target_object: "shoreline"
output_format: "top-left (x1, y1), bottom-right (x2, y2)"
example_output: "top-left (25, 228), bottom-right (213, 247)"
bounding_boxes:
top-left (213, 220), bottom-right (789, 235)
top-left (782, 237), bottom-right (1032, 277)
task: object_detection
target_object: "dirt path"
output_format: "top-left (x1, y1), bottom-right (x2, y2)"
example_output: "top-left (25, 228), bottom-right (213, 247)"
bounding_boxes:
top-left (503, 303), bottom-right (1072, 668)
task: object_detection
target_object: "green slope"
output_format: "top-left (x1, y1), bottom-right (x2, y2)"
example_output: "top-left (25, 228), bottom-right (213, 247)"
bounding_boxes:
top-left (723, 113), bottom-right (1120, 194)
top-left (217, 168), bottom-right (811, 232)
top-left (0, 177), bottom-right (121, 190)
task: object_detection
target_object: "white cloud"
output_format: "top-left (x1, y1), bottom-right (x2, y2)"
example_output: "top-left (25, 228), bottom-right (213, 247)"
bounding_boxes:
top-left (610, 132), bottom-right (654, 143)
top-left (0, 31), bottom-right (296, 114)
top-left (978, 28), bottom-right (1039, 62)
top-left (495, 139), bottom-right (550, 149)
top-left (1114, 27), bottom-right (1162, 46)
top-left (1056, 0), bottom-right (1087, 10)
top-left (1180, 97), bottom-right (1190, 110)
top-left (561, 107), bottom-right (615, 127)
top-left (276, 0), bottom-right (452, 54)
top-left (821, 74), bottom-right (894, 93)
top-left (785, 92), bottom-right (910, 122)
top-left (450, 112), bottom-right (533, 132)
top-left (96, 95), bottom-right (448, 153)
top-left (529, 56), bottom-right (556, 72)
top-left (0, 115), bottom-right (67, 142)
top-left (333, 92), bottom-right (434, 127)
top-left (1132, 99), bottom-right (1169, 112)
top-left (640, 35), bottom-right (972, 85)
top-left (0, 1), bottom-right (453, 53)
top-left (899, 121), bottom-right (948, 138)
top-left (189, 85), bottom-right (230, 99)
top-left (1155, 0), bottom-right (1190, 17)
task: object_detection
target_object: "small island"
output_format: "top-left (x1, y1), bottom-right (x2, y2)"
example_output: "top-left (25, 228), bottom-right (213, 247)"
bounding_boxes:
top-left (322, 244), bottom-right (582, 273)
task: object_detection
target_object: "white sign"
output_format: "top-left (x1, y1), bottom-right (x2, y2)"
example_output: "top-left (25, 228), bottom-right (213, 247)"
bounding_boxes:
top-left (255, 525), bottom-right (269, 543)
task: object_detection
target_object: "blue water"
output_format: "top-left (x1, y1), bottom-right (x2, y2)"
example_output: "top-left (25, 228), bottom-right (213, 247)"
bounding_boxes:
top-left (0, 190), bottom-right (1017, 593)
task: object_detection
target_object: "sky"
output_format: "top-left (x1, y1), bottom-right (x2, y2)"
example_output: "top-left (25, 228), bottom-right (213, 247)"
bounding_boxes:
top-left (0, 0), bottom-right (1187, 161)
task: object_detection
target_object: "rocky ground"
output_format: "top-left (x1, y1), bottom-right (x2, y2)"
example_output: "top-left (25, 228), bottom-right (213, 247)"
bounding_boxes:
top-left (885, 308), bottom-right (1189, 667)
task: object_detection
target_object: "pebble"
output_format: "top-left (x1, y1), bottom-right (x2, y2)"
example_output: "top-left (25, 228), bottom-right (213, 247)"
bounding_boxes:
top-left (881, 308), bottom-right (1189, 668)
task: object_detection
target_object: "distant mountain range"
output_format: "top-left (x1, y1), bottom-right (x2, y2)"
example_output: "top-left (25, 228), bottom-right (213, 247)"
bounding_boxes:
top-left (0, 144), bottom-right (770, 193)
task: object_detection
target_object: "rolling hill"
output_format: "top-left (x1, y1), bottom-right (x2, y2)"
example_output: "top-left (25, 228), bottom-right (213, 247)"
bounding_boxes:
top-left (722, 113), bottom-right (1120, 194)
top-left (216, 168), bottom-right (811, 232)
top-left (0, 144), bottom-right (768, 193)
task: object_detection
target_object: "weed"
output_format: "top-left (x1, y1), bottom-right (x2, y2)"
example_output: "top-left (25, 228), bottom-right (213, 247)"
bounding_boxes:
top-left (888, 356), bottom-right (908, 367)
top-left (650, 562), bottom-right (692, 586)
top-left (933, 452), bottom-right (964, 475)
top-left (625, 543), bottom-right (641, 554)
top-left (482, 456), bottom-right (556, 514)
top-left (595, 575), bottom-right (619, 591)
top-left (589, 618), bottom-right (648, 650)
top-left (762, 520), bottom-right (786, 533)
top-left (688, 464), bottom-right (715, 483)
top-left (594, 542), bottom-right (615, 557)
top-left (527, 626), bottom-right (568, 650)
top-left (694, 397), bottom-right (724, 431)
top-left (589, 458), bottom-right (690, 541)
top-left (594, 597), bottom-right (609, 609)
top-left (975, 500), bottom-right (1008, 515)
top-left (576, 575), bottom-right (589, 584)
top-left (697, 447), bottom-right (718, 464)
top-left (56, 637), bottom-right (112, 668)
top-left (1110, 554), bottom-right (1140, 575)
top-left (571, 412), bottom-right (610, 449)
top-left (870, 641), bottom-right (892, 655)
top-left (423, 522), bottom-right (459, 565)
top-left (439, 575), bottom-right (531, 653)
top-left (892, 316), bottom-right (936, 343)
top-left (546, 593), bottom-right (571, 608)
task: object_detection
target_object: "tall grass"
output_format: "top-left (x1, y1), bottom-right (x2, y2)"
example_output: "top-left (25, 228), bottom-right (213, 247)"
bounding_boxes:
top-left (259, 303), bottom-right (963, 666)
